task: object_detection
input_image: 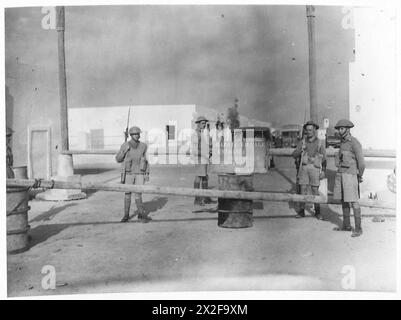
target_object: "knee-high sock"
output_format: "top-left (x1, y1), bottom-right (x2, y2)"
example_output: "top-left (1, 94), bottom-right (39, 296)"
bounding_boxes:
top-left (342, 203), bottom-right (351, 228)
top-left (124, 193), bottom-right (131, 218)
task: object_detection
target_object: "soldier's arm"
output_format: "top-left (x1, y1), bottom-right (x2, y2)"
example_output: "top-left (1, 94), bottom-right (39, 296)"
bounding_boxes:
top-left (143, 144), bottom-right (150, 174)
top-left (352, 138), bottom-right (365, 176)
top-left (115, 142), bottom-right (130, 163)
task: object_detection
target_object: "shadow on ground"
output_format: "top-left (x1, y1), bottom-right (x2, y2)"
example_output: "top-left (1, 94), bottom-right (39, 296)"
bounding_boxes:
top-left (26, 210), bottom-right (345, 250)
top-left (29, 203), bottom-right (77, 223)
top-left (273, 167), bottom-right (343, 228)
top-left (28, 223), bottom-right (71, 249)
top-left (128, 196), bottom-right (169, 220)
top-left (74, 168), bottom-right (115, 175)
top-left (144, 196), bottom-right (168, 213)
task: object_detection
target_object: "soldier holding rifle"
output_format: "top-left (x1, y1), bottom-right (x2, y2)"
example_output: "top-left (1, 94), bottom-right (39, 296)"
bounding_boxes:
top-left (292, 120), bottom-right (326, 220)
top-left (116, 110), bottom-right (150, 223)
top-left (333, 119), bottom-right (365, 237)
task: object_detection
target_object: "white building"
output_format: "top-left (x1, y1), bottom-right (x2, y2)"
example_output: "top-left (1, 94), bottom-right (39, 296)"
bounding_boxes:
top-left (349, 7), bottom-right (397, 150)
top-left (69, 104), bottom-right (197, 153)
top-left (348, 7), bottom-right (397, 201)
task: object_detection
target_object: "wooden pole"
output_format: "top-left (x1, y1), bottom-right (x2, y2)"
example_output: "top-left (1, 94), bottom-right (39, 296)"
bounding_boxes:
top-left (57, 6), bottom-right (69, 151)
top-left (306, 5), bottom-right (318, 124)
top-left (6, 178), bottom-right (395, 209)
top-left (7, 178), bottom-right (327, 204)
top-left (60, 148), bottom-right (396, 158)
top-left (268, 148), bottom-right (396, 158)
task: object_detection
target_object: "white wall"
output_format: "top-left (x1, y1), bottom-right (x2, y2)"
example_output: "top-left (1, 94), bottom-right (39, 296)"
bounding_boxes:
top-left (349, 7), bottom-right (397, 150)
top-left (348, 7), bottom-right (397, 201)
top-left (69, 104), bottom-right (196, 150)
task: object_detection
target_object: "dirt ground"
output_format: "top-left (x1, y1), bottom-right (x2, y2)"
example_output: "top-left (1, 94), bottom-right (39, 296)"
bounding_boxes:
top-left (7, 158), bottom-right (397, 297)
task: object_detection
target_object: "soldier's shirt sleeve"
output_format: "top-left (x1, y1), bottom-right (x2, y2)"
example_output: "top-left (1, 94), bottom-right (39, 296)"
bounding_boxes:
top-left (292, 141), bottom-right (303, 158)
top-left (115, 142), bottom-right (128, 163)
top-left (143, 144), bottom-right (150, 173)
top-left (352, 138), bottom-right (365, 176)
top-left (143, 143), bottom-right (149, 161)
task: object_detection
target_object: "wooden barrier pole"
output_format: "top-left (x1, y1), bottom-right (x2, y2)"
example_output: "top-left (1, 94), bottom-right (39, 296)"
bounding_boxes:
top-left (61, 148), bottom-right (396, 158)
top-left (7, 178), bottom-right (327, 204)
top-left (6, 178), bottom-right (396, 209)
top-left (268, 148), bottom-right (396, 158)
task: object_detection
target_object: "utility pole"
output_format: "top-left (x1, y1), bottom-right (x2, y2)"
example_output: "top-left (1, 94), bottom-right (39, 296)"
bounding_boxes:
top-left (306, 5), bottom-right (318, 124)
top-left (56, 6), bottom-right (69, 151)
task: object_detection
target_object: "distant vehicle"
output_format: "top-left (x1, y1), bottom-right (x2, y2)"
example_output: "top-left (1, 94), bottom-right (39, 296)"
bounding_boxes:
top-left (325, 130), bottom-right (341, 148)
top-left (273, 124), bottom-right (302, 148)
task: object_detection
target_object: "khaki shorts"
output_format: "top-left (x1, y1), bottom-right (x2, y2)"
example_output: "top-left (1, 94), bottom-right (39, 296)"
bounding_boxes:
top-left (125, 173), bottom-right (145, 185)
top-left (333, 172), bottom-right (359, 202)
top-left (298, 164), bottom-right (320, 187)
top-left (125, 173), bottom-right (145, 198)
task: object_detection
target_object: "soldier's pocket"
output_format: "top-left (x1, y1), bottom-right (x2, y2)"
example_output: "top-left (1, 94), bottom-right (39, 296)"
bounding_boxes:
top-left (334, 152), bottom-right (340, 167)
top-left (301, 153), bottom-right (309, 165)
top-left (313, 154), bottom-right (322, 169)
top-left (340, 151), bottom-right (354, 168)
top-left (124, 159), bottom-right (132, 171)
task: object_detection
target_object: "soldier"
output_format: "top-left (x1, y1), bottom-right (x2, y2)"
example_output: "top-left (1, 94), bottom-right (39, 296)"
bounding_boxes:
top-left (192, 116), bottom-right (213, 206)
top-left (6, 127), bottom-right (15, 179)
top-left (116, 126), bottom-right (150, 223)
top-left (333, 119), bottom-right (365, 237)
top-left (215, 120), bottom-right (225, 165)
top-left (292, 120), bottom-right (326, 220)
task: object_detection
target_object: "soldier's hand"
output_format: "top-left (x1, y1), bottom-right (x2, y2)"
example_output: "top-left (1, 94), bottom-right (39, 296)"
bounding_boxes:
top-left (319, 171), bottom-right (326, 180)
top-left (122, 142), bottom-right (130, 154)
top-left (144, 173), bottom-right (150, 182)
top-left (357, 175), bottom-right (363, 183)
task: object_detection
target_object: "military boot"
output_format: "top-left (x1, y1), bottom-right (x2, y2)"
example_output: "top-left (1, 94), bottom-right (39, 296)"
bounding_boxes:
top-left (314, 204), bottom-right (324, 220)
top-left (351, 208), bottom-right (363, 237)
top-left (296, 203), bottom-right (305, 218)
top-left (333, 203), bottom-right (352, 231)
top-left (136, 198), bottom-right (151, 223)
top-left (121, 194), bottom-right (131, 223)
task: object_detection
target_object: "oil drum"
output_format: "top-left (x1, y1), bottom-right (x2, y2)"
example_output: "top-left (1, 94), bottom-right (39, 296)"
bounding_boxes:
top-left (7, 166), bottom-right (30, 254)
top-left (217, 173), bottom-right (253, 228)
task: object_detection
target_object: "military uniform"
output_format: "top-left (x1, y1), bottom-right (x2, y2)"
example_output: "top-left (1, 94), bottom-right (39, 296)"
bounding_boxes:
top-left (292, 121), bottom-right (326, 219)
top-left (333, 119), bottom-right (365, 237)
top-left (191, 116), bottom-right (213, 205)
top-left (333, 135), bottom-right (365, 202)
top-left (116, 126), bottom-right (150, 223)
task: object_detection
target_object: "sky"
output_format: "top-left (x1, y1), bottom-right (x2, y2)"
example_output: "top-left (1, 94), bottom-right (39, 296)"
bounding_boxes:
top-left (5, 5), bottom-right (355, 127)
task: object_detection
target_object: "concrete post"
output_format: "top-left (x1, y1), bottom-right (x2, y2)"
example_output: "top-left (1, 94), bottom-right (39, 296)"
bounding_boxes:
top-left (56, 6), bottom-right (69, 151)
top-left (306, 5), bottom-right (318, 124)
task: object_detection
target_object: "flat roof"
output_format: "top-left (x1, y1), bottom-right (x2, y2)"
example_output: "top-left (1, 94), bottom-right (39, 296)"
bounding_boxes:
top-left (239, 126), bottom-right (271, 131)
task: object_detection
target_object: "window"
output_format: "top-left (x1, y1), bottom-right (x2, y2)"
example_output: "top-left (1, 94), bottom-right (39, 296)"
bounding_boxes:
top-left (166, 125), bottom-right (176, 140)
top-left (90, 129), bottom-right (104, 149)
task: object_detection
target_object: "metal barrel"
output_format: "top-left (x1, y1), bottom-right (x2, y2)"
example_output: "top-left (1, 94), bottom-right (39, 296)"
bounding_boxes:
top-left (12, 166), bottom-right (28, 179)
top-left (217, 173), bottom-right (254, 228)
top-left (7, 166), bottom-right (30, 254)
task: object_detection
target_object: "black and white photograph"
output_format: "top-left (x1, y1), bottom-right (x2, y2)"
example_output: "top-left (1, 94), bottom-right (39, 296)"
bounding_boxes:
top-left (2, 0), bottom-right (400, 300)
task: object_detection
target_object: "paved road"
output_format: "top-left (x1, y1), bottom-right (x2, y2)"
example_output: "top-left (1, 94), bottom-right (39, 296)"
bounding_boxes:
top-left (7, 159), bottom-right (396, 296)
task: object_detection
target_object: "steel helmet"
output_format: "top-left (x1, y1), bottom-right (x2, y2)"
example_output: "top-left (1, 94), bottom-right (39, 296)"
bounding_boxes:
top-left (334, 119), bottom-right (354, 129)
top-left (195, 116), bottom-right (208, 123)
top-left (128, 126), bottom-right (142, 134)
top-left (303, 120), bottom-right (319, 129)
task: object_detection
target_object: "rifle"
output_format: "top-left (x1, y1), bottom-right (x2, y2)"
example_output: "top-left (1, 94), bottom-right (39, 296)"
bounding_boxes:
top-left (121, 107), bottom-right (131, 184)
